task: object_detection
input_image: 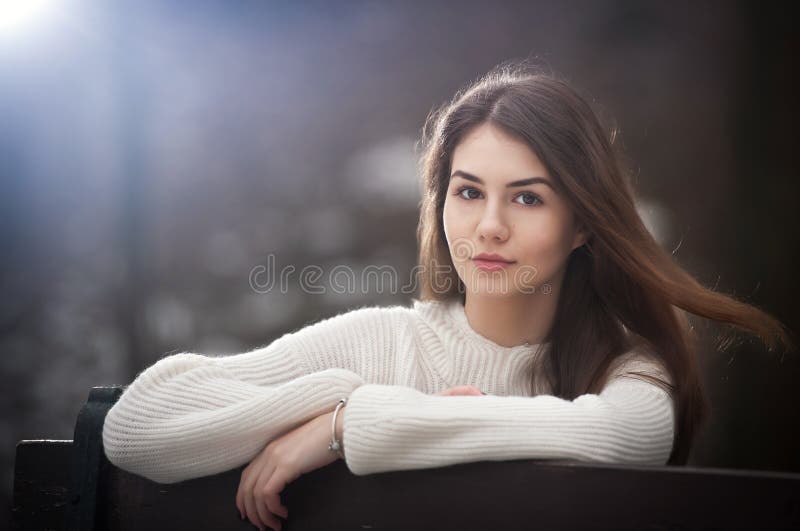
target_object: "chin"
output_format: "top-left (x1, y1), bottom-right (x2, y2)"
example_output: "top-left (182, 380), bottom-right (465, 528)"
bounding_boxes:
top-left (467, 278), bottom-right (517, 297)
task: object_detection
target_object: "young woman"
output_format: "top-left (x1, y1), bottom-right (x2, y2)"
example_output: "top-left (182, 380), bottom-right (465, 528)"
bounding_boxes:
top-left (102, 62), bottom-right (792, 531)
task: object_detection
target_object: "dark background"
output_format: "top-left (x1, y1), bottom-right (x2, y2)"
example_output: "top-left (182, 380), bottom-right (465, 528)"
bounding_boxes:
top-left (1, 0), bottom-right (797, 526)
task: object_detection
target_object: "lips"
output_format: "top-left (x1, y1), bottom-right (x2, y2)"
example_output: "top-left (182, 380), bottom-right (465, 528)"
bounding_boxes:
top-left (472, 253), bottom-right (514, 263)
top-left (472, 253), bottom-right (515, 271)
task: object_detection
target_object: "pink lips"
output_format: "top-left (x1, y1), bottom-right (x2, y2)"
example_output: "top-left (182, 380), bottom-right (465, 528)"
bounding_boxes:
top-left (473, 259), bottom-right (514, 271)
top-left (472, 253), bottom-right (515, 271)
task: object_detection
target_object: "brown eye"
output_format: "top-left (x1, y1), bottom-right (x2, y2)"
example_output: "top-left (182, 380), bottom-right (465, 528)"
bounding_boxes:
top-left (514, 192), bottom-right (542, 206)
top-left (455, 186), bottom-right (482, 200)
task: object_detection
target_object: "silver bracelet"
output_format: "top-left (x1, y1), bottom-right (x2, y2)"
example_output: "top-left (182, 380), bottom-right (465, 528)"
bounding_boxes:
top-left (328, 398), bottom-right (347, 459)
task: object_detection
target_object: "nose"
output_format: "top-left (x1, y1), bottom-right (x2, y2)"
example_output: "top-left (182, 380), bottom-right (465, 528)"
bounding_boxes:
top-left (476, 200), bottom-right (510, 242)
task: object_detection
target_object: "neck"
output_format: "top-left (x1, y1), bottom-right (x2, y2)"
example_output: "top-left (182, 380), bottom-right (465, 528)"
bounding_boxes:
top-left (462, 280), bottom-right (561, 348)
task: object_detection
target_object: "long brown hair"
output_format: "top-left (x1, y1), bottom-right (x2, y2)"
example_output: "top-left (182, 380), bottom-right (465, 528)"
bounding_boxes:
top-left (414, 60), bottom-right (793, 465)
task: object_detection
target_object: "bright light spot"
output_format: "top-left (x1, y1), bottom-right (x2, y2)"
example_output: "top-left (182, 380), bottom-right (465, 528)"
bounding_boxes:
top-left (0, 0), bottom-right (53, 33)
top-left (636, 198), bottom-right (675, 248)
top-left (344, 135), bottom-right (419, 211)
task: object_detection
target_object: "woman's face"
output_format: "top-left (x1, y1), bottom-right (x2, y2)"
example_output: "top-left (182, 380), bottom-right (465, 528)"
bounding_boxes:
top-left (442, 122), bottom-right (587, 297)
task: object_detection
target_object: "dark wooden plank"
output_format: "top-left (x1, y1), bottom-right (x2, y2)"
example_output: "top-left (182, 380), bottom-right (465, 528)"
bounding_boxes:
top-left (282, 459), bottom-right (800, 530)
top-left (104, 464), bottom-right (255, 530)
top-left (98, 456), bottom-right (800, 530)
top-left (11, 440), bottom-right (72, 531)
top-left (64, 386), bottom-right (123, 531)
top-left (12, 384), bottom-right (800, 530)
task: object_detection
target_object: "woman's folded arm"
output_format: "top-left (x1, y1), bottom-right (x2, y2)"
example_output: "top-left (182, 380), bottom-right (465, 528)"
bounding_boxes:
top-left (102, 352), bottom-right (364, 484)
top-left (341, 377), bottom-right (676, 476)
top-left (101, 304), bottom-right (411, 483)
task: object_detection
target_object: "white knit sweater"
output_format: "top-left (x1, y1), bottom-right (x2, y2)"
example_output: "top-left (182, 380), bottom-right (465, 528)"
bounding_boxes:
top-left (101, 298), bottom-right (676, 483)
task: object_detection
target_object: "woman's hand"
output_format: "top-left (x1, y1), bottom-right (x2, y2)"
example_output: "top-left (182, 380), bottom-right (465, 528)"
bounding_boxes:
top-left (434, 385), bottom-right (485, 396)
top-left (236, 407), bottom-right (344, 531)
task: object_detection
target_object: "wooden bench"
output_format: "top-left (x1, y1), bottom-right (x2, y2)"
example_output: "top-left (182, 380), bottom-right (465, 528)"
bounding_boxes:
top-left (12, 385), bottom-right (800, 530)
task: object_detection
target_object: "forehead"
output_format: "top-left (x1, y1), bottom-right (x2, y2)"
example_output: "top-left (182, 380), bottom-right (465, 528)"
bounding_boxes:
top-left (451, 123), bottom-right (548, 180)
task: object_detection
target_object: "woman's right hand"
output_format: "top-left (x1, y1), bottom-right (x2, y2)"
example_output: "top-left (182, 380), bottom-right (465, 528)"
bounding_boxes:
top-left (434, 385), bottom-right (485, 396)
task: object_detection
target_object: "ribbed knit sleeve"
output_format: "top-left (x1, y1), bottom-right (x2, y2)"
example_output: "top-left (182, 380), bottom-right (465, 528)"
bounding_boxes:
top-left (341, 377), bottom-right (675, 476)
top-left (101, 305), bottom-right (409, 484)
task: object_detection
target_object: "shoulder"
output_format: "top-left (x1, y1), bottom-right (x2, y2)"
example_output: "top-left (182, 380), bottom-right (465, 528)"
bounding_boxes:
top-left (606, 343), bottom-right (674, 389)
top-left (317, 302), bottom-right (415, 326)
top-left (278, 302), bottom-right (417, 343)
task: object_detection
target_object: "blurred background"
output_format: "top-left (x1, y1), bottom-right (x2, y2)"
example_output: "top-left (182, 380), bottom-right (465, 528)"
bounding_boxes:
top-left (1, 0), bottom-right (797, 525)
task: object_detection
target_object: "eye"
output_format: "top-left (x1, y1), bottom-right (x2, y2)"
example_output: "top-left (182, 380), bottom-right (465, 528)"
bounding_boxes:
top-left (453, 186), bottom-right (543, 207)
top-left (454, 186), bottom-right (482, 200)
top-left (514, 192), bottom-right (543, 206)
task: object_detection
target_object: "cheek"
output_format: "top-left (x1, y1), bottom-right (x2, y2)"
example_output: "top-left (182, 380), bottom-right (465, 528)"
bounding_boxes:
top-left (443, 200), bottom-right (477, 264)
top-left (442, 198), bottom-right (462, 243)
top-left (517, 217), bottom-right (575, 267)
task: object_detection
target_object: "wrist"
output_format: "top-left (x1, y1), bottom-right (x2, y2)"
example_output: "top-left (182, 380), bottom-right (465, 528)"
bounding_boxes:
top-left (334, 405), bottom-right (345, 442)
top-left (327, 399), bottom-right (347, 460)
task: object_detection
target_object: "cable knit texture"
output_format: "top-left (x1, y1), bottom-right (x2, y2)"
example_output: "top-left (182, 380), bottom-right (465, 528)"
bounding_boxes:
top-left (102, 298), bottom-right (676, 483)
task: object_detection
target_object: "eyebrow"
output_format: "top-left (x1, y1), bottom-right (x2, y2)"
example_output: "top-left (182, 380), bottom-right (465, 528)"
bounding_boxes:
top-left (450, 170), bottom-right (554, 190)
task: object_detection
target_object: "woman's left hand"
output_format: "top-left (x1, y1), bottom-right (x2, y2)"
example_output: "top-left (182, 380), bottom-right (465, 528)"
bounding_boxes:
top-left (236, 408), bottom-right (344, 531)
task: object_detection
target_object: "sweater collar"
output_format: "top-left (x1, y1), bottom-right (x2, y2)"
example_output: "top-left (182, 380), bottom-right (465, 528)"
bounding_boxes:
top-left (413, 297), bottom-right (549, 355)
top-left (412, 297), bottom-right (550, 395)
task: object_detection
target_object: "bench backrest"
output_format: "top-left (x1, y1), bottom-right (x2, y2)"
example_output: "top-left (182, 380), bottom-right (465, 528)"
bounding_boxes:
top-left (12, 386), bottom-right (800, 530)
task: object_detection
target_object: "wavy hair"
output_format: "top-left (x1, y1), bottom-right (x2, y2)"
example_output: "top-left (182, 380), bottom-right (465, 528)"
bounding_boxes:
top-left (414, 60), bottom-right (793, 465)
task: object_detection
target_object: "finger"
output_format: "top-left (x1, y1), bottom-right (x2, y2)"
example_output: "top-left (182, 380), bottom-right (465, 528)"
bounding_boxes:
top-left (236, 480), bottom-right (243, 517)
top-left (266, 491), bottom-right (289, 520)
top-left (236, 466), bottom-right (251, 519)
top-left (255, 486), bottom-right (284, 531)
top-left (253, 461), bottom-right (282, 530)
top-left (263, 473), bottom-right (290, 519)
top-left (254, 497), bottom-right (281, 531)
top-left (238, 450), bottom-right (271, 524)
top-left (245, 461), bottom-right (276, 531)
top-left (446, 386), bottom-right (480, 396)
top-left (244, 489), bottom-right (265, 531)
